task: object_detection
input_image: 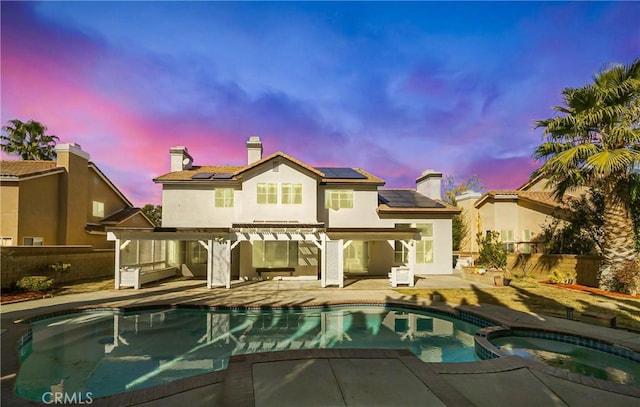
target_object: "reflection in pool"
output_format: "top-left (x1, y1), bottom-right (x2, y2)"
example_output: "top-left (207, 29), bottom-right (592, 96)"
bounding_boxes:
top-left (16, 306), bottom-right (479, 401)
top-left (491, 336), bottom-right (640, 386)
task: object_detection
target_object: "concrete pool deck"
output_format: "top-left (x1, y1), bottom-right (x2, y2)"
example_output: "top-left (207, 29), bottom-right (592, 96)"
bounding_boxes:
top-left (2, 277), bottom-right (639, 406)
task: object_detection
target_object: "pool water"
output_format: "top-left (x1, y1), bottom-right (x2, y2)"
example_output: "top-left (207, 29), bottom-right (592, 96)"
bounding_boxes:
top-left (16, 306), bottom-right (480, 401)
top-left (491, 337), bottom-right (640, 386)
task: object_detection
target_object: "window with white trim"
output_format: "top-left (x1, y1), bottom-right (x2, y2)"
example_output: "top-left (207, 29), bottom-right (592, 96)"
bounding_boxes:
top-left (257, 183), bottom-right (277, 204)
top-left (325, 190), bottom-right (353, 209)
top-left (394, 224), bottom-right (411, 265)
top-left (252, 241), bottom-right (298, 268)
top-left (281, 183), bottom-right (302, 204)
top-left (92, 201), bottom-right (104, 217)
top-left (23, 237), bottom-right (43, 246)
top-left (521, 229), bottom-right (531, 254)
top-left (344, 241), bottom-right (368, 272)
top-left (500, 229), bottom-right (515, 253)
top-left (188, 241), bottom-right (207, 264)
top-left (416, 223), bottom-right (433, 264)
top-left (215, 188), bottom-right (234, 208)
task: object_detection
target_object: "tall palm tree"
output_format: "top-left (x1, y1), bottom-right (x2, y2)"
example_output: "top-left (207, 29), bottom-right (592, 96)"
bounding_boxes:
top-left (1, 119), bottom-right (59, 160)
top-left (534, 59), bottom-right (640, 291)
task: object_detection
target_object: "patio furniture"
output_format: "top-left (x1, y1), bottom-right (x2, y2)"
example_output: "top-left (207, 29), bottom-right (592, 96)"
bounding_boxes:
top-left (119, 267), bottom-right (177, 289)
top-left (389, 266), bottom-right (414, 287)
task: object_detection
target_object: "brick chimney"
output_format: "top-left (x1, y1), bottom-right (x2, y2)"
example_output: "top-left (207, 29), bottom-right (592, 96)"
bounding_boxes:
top-left (170, 146), bottom-right (193, 172)
top-left (416, 169), bottom-right (442, 200)
top-left (247, 136), bottom-right (263, 164)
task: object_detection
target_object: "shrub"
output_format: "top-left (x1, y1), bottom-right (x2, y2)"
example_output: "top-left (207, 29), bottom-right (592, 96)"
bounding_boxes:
top-left (604, 260), bottom-right (640, 295)
top-left (476, 231), bottom-right (507, 270)
top-left (49, 262), bottom-right (71, 274)
top-left (16, 276), bottom-right (55, 292)
top-left (548, 270), bottom-right (575, 284)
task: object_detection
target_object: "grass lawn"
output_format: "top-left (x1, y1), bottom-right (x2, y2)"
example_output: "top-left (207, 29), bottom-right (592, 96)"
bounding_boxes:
top-left (5, 277), bottom-right (639, 333)
top-left (395, 278), bottom-right (640, 332)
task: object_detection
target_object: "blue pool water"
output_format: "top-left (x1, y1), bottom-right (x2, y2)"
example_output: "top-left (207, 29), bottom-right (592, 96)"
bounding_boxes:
top-left (491, 337), bottom-right (640, 386)
top-left (16, 306), bottom-right (480, 401)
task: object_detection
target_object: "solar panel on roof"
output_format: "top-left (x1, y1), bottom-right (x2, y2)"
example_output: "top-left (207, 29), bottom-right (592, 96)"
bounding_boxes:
top-left (212, 173), bottom-right (233, 179)
top-left (316, 167), bottom-right (367, 179)
top-left (191, 172), bottom-right (214, 180)
top-left (378, 190), bottom-right (445, 208)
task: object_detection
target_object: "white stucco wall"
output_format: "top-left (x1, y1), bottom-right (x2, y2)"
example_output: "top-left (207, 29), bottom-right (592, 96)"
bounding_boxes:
top-left (162, 184), bottom-right (229, 227)
top-left (318, 187), bottom-right (386, 228)
top-left (240, 163), bottom-right (318, 223)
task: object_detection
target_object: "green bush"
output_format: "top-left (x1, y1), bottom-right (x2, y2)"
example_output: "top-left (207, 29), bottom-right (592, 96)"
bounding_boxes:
top-left (476, 231), bottom-right (507, 270)
top-left (604, 260), bottom-right (640, 295)
top-left (16, 276), bottom-right (55, 292)
top-left (548, 270), bottom-right (575, 284)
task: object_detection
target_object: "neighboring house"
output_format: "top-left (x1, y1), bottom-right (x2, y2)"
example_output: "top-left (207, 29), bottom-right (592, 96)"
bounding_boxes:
top-left (108, 136), bottom-right (459, 288)
top-left (0, 143), bottom-right (153, 249)
top-left (455, 175), bottom-right (585, 254)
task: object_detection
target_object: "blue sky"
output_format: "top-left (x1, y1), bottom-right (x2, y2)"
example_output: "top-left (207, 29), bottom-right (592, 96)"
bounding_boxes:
top-left (2, 1), bottom-right (638, 205)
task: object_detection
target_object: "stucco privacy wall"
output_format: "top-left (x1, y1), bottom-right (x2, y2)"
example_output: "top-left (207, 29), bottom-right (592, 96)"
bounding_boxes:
top-left (507, 253), bottom-right (601, 287)
top-left (0, 246), bottom-right (114, 289)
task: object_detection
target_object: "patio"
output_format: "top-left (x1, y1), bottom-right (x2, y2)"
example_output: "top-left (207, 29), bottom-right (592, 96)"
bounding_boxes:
top-left (2, 277), bottom-right (639, 406)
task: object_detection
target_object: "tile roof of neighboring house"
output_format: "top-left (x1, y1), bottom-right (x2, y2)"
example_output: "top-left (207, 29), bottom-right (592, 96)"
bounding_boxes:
top-left (154, 152), bottom-right (385, 184)
top-left (0, 160), bottom-right (62, 178)
top-left (378, 189), bottom-right (460, 214)
top-left (86, 207), bottom-right (153, 233)
top-left (475, 190), bottom-right (568, 209)
top-left (100, 207), bottom-right (146, 224)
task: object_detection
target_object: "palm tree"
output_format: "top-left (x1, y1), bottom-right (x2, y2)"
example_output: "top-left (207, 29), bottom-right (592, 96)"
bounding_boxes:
top-left (533, 59), bottom-right (640, 291)
top-left (1, 119), bottom-right (59, 160)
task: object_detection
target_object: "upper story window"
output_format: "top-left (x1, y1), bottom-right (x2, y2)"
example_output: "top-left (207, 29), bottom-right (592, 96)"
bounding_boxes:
top-left (92, 201), bottom-right (104, 217)
top-left (281, 183), bottom-right (302, 204)
top-left (1, 237), bottom-right (14, 246)
top-left (325, 190), bottom-right (353, 209)
top-left (257, 183), bottom-right (277, 204)
top-left (215, 188), bottom-right (234, 208)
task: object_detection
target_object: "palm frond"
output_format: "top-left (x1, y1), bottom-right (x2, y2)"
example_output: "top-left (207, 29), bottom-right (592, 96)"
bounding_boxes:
top-left (586, 149), bottom-right (636, 176)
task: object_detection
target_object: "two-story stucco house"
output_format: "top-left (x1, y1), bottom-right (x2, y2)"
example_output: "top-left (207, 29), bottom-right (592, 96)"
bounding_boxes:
top-left (455, 175), bottom-right (586, 255)
top-left (108, 137), bottom-right (459, 288)
top-left (0, 143), bottom-right (153, 248)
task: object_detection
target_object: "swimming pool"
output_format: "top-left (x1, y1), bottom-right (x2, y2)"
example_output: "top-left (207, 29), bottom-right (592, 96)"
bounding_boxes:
top-left (491, 336), bottom-right (640, 386)
top-left (15, 305), bottom-right (480, 401)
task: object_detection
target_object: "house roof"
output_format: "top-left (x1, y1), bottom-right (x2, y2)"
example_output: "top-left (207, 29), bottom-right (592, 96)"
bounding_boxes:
top-left (475, 190), bottom-right (567, 209)
top-left (154, 165), bottom-right (245, 182)
top-left (100, 207), bottom-right (147, 224)
top-left (153, 151), bottom-right (385, 185)
top-left (86, 207), bottom-right (154, 234)
top-left (377, 189), bottom-right (460, 214)
top-left (0, 160), bottom-right (63, 179)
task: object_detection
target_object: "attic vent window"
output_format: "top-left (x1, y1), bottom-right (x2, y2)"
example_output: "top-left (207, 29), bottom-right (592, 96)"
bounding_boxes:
top-left (273, 162), bottom-right (279, 172)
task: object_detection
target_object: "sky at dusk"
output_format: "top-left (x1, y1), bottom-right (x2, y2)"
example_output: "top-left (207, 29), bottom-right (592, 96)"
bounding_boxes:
top-left (2, 1), bottom-right (639, 206)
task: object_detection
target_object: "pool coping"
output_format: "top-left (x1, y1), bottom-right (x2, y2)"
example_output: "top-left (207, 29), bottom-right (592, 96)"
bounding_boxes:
top-left (3, 299), bottom-right (640, 405)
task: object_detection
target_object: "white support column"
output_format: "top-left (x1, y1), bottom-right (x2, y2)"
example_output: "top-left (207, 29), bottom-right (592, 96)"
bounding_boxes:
top-left (400, 240), bottom-right (416, 287)
top-left (206, 240), bottom-right (213, 289)
top-left (114, 238), bottom-right (121, 289)
top-left (209, 239), bottom-right (232, 289)
top-left (322, 237), bottom-right (344, 288)
top-left (321, 234), bottom-right (327, 288)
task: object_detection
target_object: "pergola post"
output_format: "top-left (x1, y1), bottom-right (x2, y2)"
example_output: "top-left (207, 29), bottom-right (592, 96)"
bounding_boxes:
top-left (114, 238), bottom-right (121, 289)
